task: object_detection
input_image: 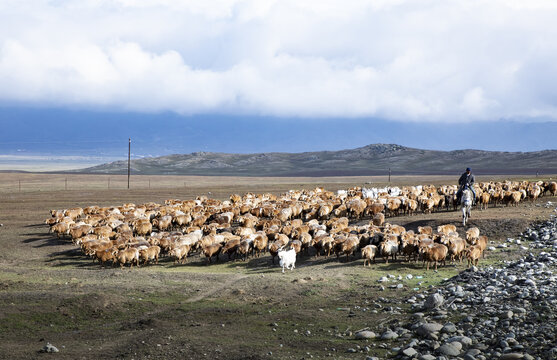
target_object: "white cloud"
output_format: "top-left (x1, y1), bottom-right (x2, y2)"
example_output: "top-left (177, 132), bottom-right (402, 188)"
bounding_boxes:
top-left (0, 0), bottom-right (557, 121)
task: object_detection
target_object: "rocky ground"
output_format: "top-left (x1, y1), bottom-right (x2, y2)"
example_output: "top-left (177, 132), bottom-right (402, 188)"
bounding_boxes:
top-left (358, 205), bottom-right (557, 360)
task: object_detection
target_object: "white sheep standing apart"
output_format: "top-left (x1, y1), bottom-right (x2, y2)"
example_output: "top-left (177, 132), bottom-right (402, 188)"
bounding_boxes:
top-left (278, 248), bottom-right (296, 273)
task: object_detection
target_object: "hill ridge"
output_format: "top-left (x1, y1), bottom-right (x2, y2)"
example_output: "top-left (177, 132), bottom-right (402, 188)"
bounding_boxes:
top-left (74, 144), bottom-right (557, 176)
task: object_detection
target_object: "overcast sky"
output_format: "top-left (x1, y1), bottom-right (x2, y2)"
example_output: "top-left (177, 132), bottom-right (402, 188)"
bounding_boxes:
top-left (0, 0), bottom-right (556, 159)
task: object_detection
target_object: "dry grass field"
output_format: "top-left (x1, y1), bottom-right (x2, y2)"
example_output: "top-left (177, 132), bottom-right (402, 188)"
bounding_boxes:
top-left (0, 173), bottom-right (555, 359)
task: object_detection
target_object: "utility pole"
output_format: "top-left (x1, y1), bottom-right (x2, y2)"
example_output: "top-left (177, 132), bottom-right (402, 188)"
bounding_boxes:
top-left (128, 138), bottom-right (131, 189)
top-left (388, 168), bottom-right (391, 183)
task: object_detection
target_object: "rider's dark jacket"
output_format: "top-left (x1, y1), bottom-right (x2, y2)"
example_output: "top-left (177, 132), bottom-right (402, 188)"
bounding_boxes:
top-left (458, 172), bottom-right (475, 189)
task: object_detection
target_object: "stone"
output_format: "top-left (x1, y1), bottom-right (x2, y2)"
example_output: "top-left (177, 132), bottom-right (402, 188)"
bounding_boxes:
top-left (424, 293), bottom-right (444, 309)
top-left (41, 343), bottom-right (59, 353)
top-left (355, 331), bottom-right (376, 340)
top-left (401, 347), bottom-right (418, 357)
top-left (419, 355), bottom-right (436, 360)
top-left (441, 323), bottom-right (457, 333)
top-left (381, 330), bottom-right (399, 340)
top-left (499, 354), bottom-right (525, 360)
top-left (436, 343), bottom-right (461, 356)
top-left (416, 323), bottom-right (443, 337)
top-left (447, 336), bottom-right (472, 346)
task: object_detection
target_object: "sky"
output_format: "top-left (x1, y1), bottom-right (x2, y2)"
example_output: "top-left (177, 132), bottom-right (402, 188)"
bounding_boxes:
top-left (1, 0), bottom-right (557, 169)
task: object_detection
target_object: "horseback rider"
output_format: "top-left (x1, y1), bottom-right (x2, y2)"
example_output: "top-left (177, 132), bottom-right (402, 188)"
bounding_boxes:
top-left (456, 167), bottom-right (476, 205)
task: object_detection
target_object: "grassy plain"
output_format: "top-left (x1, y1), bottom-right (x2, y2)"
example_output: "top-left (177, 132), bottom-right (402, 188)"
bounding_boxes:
top-left (0, 173), bottom-right (555, 359)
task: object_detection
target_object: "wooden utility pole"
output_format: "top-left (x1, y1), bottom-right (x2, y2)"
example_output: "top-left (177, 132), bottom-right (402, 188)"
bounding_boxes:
top-left (127, 138), bottom-right (131, 189)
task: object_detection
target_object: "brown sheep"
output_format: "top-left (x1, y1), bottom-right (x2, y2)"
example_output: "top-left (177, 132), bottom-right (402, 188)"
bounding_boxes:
top-left (202, 243), bottom-right (222, 264)
top-left (447, 237), bottom-right (466, 263)
top-left (361, 245), bottom-right (378, 266)
top-left (221, 239), bottom-right (241, 260)
top-left (94, 248), bottom-right (118, 267)
top-left (347, 199), bottom-right (366, 218)
top-left (153, 215), bottom-right (173, 231)
top-left (471, 235), bottom-right (488, 258)
top-left (367, 202), bottom-right (385, 217)
top-left (237, 239), bottom-right (252, 261)
top-left (49, 222), bottom-right (70, 239)
top-left (418, 226), bottom-right (433, 236)
top-left (318, 203), bottom-right (334, 220)
top-left (139, 245), bottom-right (161, 265)
top-left (173, 214), bottom-right (192, 229)
top-left (400, 232), bottom-right (418, 262)
top-left (479, 192), bottom-right (490, 210)
top-left (289, 240), bottom-right (303, 254)
top-left (69, 224), bottom-right (93, 241)
top-left (372, 213), bottom-right (385, 227)
top-left (320, 236), bottom-right (335, 257)
top-left (252, 233), bottom-right (268, 258)
top-left (169, 244), bottom-right (190, 264)
top-left (116, 248), bottom-right (140, 269)
top-left (548, 182), bottom-right (557, 196)
top-left (437, 224), bottom-right (457, 236)
top-left (93, 225), bottom-right (113, 239)
top-left (421, 243), bottom-right (448, 270)
top-left (268, 240), bottom-right (284, 264)
top-left (386, 198), bottom-right (402, 217)
top-left (64, 207), bottom-right (84, 220)
top-left (133, 219), bottom-right (152, 237)
top-left (405, 199), bottom-right (418, 216)
top-left (465, 227), bottom-right (480, 244)
top-left (465, 245), bottom-right (482, 267)
top-left (336, 236), bottom-right (359, 261)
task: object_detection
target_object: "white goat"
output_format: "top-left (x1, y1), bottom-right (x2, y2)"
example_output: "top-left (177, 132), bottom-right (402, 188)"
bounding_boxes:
top-left (278, 248), bottom-right (296, 273)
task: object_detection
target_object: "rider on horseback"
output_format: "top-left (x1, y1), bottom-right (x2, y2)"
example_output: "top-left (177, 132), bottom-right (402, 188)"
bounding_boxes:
top-left (456, 167), bottom-right (476, 205)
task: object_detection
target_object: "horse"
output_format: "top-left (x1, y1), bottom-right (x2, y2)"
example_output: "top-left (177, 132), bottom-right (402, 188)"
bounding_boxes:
top-left (461, 188), bottom-right (473, 226)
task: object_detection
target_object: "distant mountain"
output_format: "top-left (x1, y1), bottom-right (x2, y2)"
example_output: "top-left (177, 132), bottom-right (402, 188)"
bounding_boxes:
top-left (73, 144), bottom-right (557, 176)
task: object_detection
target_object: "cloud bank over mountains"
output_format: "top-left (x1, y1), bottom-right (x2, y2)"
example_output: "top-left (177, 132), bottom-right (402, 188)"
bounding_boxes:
top-left (1, 0), bottom-right (557, 122)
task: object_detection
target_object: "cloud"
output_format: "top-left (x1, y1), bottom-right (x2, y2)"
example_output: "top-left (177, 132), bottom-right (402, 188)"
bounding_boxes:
top-left (1, 0), bottom-right (557, 122)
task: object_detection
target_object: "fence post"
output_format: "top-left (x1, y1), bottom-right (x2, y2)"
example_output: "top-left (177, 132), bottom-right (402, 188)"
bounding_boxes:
top-left (65, 178), bottom-right (68, 191)
top-left (19, 179), bottom-right (21, 192)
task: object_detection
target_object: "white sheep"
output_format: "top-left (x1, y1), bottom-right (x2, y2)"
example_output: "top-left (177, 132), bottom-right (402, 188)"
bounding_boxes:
top-left (278, 248), bottom-right (296, 273)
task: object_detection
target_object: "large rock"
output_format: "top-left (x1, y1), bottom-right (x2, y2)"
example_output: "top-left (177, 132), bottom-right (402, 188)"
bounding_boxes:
top-left (416, 323), bottom-right (443, 337)
top-left (41, 343), bottom-right (59, 353)
top-left (355, 331), bottom-right (376, 339)
top-left (401, 347), bottom-right (418, 357)
top-left (441, 322), bottom-right (457, 333)
top-left (436, 342), bottom-right (461, 356)
top-left (381, 330), bottom-right (399, 340)
top-left (499, 354), bottom-right (525, 360)
top-left (447, 335), bottom-right (472, 346)
top-left (424, 293), bottom-right (444, 309)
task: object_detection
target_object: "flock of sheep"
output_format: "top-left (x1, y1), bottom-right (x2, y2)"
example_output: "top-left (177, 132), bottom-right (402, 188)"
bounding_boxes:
top-left (44, 179), bottom-right (557, 272)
